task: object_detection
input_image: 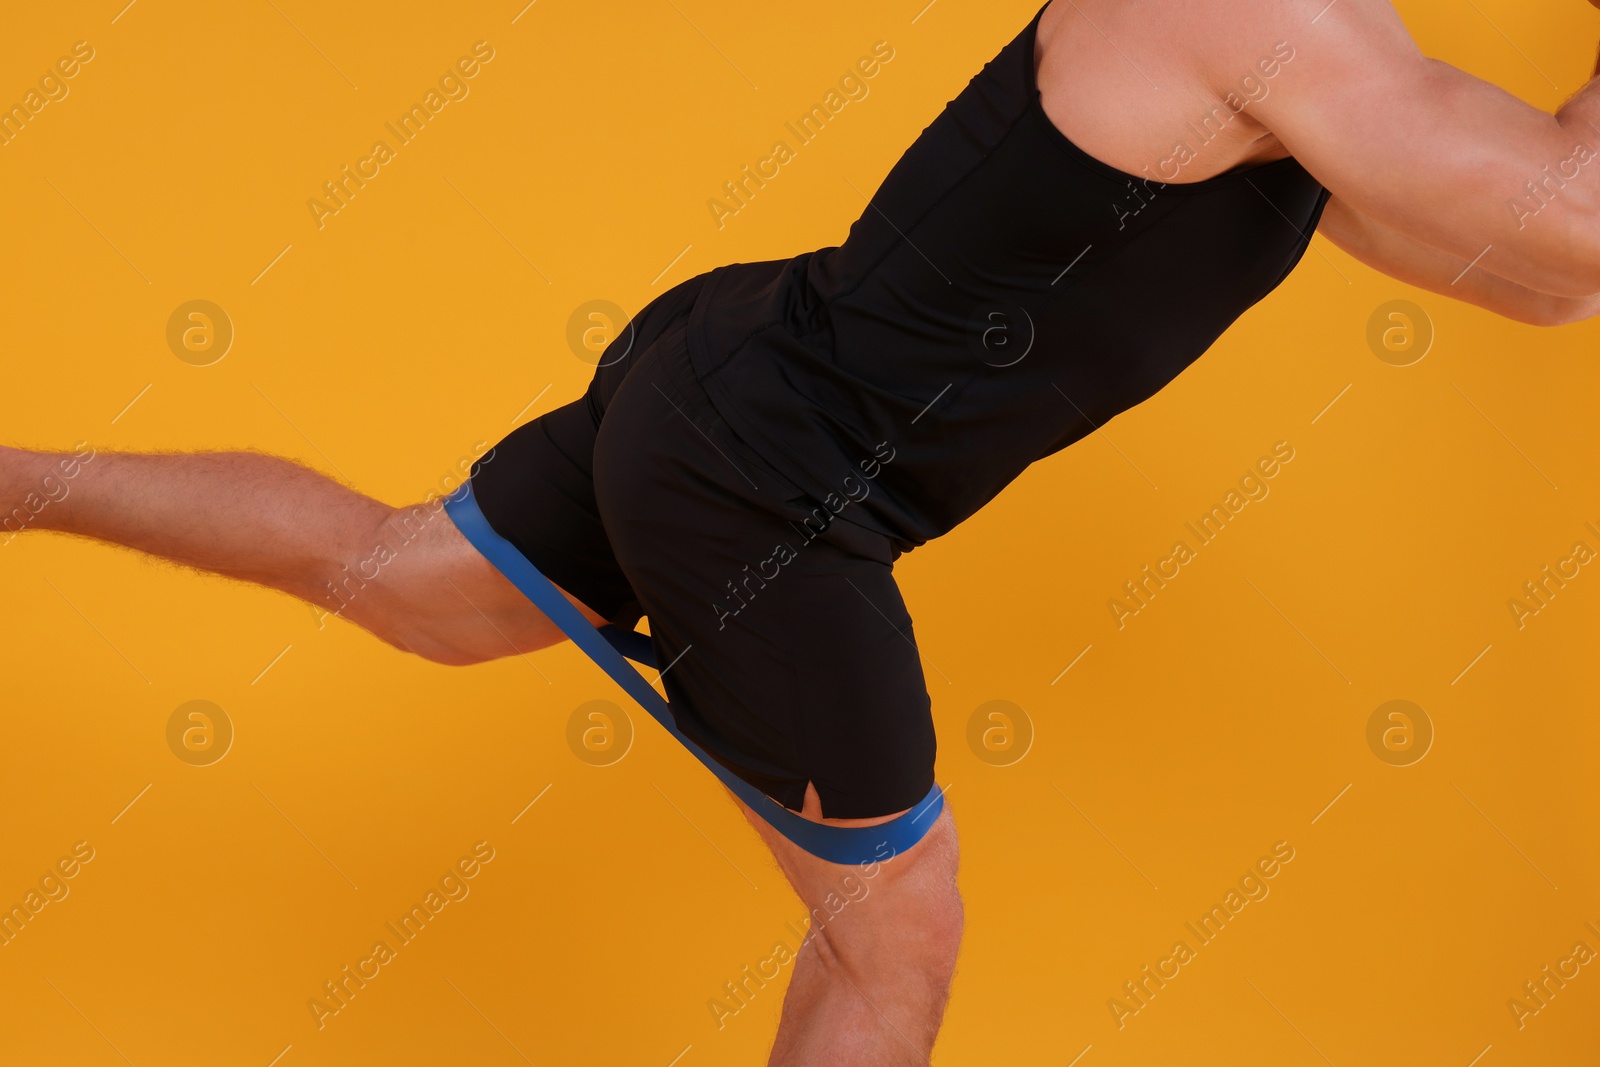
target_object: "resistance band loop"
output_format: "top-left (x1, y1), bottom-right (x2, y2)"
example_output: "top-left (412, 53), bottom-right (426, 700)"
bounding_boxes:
top-left (443, 481), bottom-right (943, 865)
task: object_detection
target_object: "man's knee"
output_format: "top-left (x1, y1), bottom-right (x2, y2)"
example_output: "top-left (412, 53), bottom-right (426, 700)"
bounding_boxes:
top-left (328, 503), bottom-right (588, 666)
top-left (302, 505), bottom-right (507, 665)
top-left (809, 812), bottom-right (964, 983)
top-left (811, 879), bottom-right (963, 992)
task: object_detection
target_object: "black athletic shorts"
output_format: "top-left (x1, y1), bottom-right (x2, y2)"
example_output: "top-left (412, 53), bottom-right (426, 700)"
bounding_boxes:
top-left (468, 273), bottom-right (937, 819)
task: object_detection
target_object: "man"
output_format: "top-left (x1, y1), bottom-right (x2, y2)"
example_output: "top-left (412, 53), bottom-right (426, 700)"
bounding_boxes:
top-left (6, 2), bottom-right (1600, 1062)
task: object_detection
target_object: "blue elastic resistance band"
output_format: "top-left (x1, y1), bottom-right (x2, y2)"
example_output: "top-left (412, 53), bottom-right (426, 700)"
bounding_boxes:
top-left (443, 481), bottom-right (944, 865)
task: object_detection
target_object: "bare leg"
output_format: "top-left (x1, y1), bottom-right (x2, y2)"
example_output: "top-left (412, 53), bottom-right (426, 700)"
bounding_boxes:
top-left (0, 445), bottom-right (603, 664)
top-left (5, 445), bottom-right (961, 1054)
top-left (734, 784), bottom-right (963, 1066)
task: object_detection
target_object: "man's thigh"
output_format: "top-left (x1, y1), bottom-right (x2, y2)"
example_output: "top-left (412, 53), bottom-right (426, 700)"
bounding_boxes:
top-left (733, 786), bottom-right (960, 918)
top-left (661, 541), bottom-right (937, 819)
top-left (732, 784), bottom-right (963, 1038)
top-left (593, 332), bottom-right (937, 821)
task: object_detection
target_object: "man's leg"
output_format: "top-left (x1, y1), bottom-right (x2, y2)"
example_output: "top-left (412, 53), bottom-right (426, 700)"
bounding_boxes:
top-left (0, 445), bottom-right (603, 664)
top-left (734, 784), bottom-right (963, 1067)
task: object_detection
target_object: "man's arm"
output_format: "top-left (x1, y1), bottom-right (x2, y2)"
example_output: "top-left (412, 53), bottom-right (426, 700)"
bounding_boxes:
top-left (1246, 0), bottom-right (1600, 298)
top-left (1592, 0), bottom-right (1600, 79)
top-left (1319, 196), bottom-right (1600, 326)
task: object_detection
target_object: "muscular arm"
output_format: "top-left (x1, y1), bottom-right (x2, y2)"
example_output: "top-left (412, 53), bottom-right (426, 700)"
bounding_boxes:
top-left (1246, 0), bottom-right (1600, 298)
top-left (1319, 196), bottom-right (1600, 326)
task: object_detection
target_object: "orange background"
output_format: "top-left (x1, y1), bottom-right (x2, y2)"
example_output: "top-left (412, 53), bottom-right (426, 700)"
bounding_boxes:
top-left (2, 1), bottom-right (1598, 1064)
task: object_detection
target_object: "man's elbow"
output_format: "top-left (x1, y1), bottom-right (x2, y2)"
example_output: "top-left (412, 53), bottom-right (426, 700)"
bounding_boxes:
top-left (1553, 242), bottom-right (1600, 301)
top-left (1524, 291), bottom-right (1600, 328)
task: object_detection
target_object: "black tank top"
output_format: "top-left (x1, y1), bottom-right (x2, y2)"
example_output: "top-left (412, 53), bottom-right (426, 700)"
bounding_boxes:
top-left (686, 4), bottom-right (1330, 550)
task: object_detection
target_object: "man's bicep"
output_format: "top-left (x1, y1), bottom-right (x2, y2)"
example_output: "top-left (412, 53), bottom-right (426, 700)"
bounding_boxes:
top-left (1248, 0), bottom-right (1600, 295)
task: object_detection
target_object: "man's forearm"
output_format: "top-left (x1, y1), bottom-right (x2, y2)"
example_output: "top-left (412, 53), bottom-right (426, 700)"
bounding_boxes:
top-left (1320, 196), bottom-right (1600, 327)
